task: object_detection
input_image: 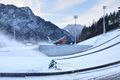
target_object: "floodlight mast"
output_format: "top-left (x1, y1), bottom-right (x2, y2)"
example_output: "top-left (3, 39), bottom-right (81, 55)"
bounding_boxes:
top-left (13, 23), bottom-right (16, 41)
top-left (103, 6), bottom-right (106, 34)
top-left (73, 15), bottom-right (78, 44)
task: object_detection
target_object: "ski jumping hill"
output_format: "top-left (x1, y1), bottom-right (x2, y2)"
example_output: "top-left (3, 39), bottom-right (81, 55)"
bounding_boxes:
top-left (0, 28), bottom-right (120, 80)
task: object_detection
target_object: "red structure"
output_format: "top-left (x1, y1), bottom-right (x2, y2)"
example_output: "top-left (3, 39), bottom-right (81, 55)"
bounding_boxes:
top-left (54, 36), bottom-right (67, 45)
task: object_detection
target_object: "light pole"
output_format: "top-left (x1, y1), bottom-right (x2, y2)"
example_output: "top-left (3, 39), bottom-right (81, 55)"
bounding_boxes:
top-left (13, 21), bottom-right (16, 41)
top-left (118, 7), bottom-right (120, 27)
top-left (103, 6), bottom-right (106, 34)
top-left (73, 15), bottom-right (78, 44)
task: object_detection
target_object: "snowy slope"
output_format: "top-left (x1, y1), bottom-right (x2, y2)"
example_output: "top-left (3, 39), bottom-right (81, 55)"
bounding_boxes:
top-left (1, 64), bottom-right (119, 80)
top-left (77, 29), bottom-right (120, 46)
top-left (0, 33), bottom-right (47, 56)
top-left (0, 29), bottom-right (120, 80)
top-left (52, 29), bottom-right (120, 59)
top-left (0, 33), bottom-right (51, 73)
top-left (39, 29), bottom-right (120, 57)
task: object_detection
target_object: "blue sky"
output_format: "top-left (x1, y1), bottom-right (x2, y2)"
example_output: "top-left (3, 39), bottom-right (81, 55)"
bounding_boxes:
top-left (0, 0), bottom-right (119, 28)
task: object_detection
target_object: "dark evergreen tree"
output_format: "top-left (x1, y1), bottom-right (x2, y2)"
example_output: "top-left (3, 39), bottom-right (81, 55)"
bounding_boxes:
top-left (79, 10), bottom-right (119, 42)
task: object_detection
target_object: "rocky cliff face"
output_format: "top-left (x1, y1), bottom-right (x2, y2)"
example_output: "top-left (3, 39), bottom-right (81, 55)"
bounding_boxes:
top-left (0, 4), bottom-right (74, 44)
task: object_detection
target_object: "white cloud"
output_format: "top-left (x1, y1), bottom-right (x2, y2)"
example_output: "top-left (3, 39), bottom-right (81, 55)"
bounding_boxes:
top-left (40, 13), bottom-right (64, 18)
top-left (56, 0), bottom-right (120, 28)
top-left (0, 0), bottom-right (43, 16)
top-left (0, 0), bottom-right (119, 28)
top-left (23, 0), bottom-right (43, 16)
top-left (54, 0), bottom-right (86, 11)
top-left (0, 0), bottom-right (24, 7)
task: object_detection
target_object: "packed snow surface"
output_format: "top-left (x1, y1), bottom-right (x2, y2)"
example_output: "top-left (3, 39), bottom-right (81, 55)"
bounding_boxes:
top-left (0, 29), bottom-right (120, 80)
top-left (0, 33), bottom-right (50, 72)
top-left (39, 45), bottom-right (92, 56)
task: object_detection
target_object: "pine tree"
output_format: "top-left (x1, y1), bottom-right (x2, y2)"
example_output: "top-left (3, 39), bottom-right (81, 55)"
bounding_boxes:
top-left (78, 10), bottom-right (119, 42)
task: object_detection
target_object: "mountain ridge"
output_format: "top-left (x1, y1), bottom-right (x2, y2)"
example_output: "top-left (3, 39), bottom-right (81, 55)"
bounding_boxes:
top-left (0, 4), bottom-right (74, 44)
top-left (64, 24), bottom-right (84, 42)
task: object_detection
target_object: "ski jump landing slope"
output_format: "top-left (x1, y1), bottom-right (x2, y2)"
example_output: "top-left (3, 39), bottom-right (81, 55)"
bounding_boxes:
top-left (0, 29), bottom-right (120, 80)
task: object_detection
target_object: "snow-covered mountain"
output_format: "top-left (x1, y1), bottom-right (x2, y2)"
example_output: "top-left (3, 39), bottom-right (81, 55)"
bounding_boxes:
top-left (64, 24), bottom-right (84, 42)
top-left (0, 4), bottom-right (74, 44)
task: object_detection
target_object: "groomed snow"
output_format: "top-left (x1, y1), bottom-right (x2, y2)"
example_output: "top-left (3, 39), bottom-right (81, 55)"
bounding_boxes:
top-left (0, 64), bottom-right (120, 80)
top-left (0, 33), bottom-right (51, 72)
top-left (0, 29), bottom-right (120, 80)
top-left (52, 29), bottom-right (120, 59)
top-left (39, 45), bottom-right (92, 56)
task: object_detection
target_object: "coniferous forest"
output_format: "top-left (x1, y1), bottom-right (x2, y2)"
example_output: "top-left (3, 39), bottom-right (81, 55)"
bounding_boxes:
top-left (79, 10), bottom-right (120, 42)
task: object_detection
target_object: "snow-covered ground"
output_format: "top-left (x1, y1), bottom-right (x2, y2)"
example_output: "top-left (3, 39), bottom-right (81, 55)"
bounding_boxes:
top-left (39, 45), bottom-right (91, 56)
top-left (0, 64), bottom-right (120, 80)
top-left (0, 29), bottom-right (120, 80)
top-left (46, 29), bottom-right (120, 72)
top-left (0, 33), bottom-right (50, 72)
top-left (39, 29), bottom-right (120, 57)
top-left (51, 29), bottom-right (120, 59)
top-left (77, 29), bottom-right (120, 46)
top-left (0, 33), bottom-right (46, 57)
top-left (0, 57), bottom-right (50, 72)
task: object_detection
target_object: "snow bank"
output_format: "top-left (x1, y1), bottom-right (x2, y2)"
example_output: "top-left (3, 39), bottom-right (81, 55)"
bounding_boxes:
top-left (77, 29), bottom-right (120, 46)
top-left (0, 33), bottom-right (51, 73)
top-left (0, 33), bottom-right (46, 57)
